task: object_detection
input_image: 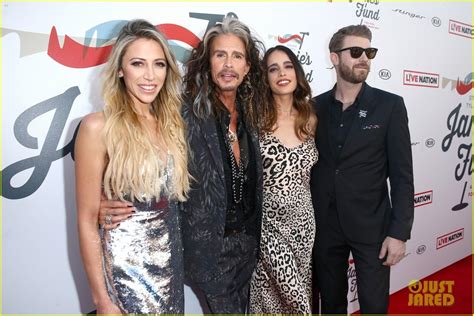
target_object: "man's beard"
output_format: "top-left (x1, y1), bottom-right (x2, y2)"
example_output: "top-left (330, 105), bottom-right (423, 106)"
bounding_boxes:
top-left (339, 62), bottom-right (370, 84)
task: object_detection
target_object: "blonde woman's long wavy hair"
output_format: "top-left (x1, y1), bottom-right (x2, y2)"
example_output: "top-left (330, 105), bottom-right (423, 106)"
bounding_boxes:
top-left (101, 19), bottom-right (189, 202)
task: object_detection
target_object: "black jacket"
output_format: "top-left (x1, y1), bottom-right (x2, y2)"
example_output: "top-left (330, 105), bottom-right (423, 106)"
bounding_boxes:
top-left (181, 100), bottom-right (263, 283)
top-left (310, 83), bottom-right (414, 244)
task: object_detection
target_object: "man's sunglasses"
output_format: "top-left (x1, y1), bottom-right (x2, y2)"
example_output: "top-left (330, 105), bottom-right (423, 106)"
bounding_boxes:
top-left (335, 47), bottom-right (378, 59)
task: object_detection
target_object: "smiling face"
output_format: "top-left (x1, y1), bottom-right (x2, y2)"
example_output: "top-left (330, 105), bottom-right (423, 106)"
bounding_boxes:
top-left (332, 35), bottom-right (372, 84)
top-left (119, 37), bottom-right (167, 108)
top-left (266, 49), bottom-right (297, 96)
top-left (209, 34), bottom-right (250, 95)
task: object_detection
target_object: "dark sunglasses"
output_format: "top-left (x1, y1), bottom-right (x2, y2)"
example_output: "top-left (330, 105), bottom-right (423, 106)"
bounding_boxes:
top-left (335, 46), bottom-right (378, 59)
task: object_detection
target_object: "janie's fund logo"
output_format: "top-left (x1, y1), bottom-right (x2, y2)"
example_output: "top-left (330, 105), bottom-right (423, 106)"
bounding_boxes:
top-left (267, 31), bottom-right (314, 83)
top-left (408, 280), bottom-right (454, 306)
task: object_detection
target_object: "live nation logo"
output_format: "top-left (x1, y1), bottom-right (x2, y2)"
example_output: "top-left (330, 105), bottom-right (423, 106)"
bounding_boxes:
top-left (448, 20), bottom-right (473, 39)
top-left (403, 70), bottom-right (439, 88)
top-left (414, 191), bottom-right (433, 208)
top-left (436, 228), bottom-right (464, 249)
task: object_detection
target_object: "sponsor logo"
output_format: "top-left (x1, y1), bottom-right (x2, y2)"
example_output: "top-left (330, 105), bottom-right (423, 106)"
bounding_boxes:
top-left (414, 191), bottom-right (433, 207)
top-left (441, 72), bottom-right (473, 95)
top-left (425, 138), bottom-right (435, 148)
top-left (416, 245), bottom-right (426, 255)
top-left (431, 16), bottom-right (442, 27)
top-left (411, 141), bottom-right (420, 147)
top-left (448, 20), bottom-right (473, 39)
top-left (379, 69), bottom-right (391, 80)
top-left (436, 228), bottom-right (464, 249)
top-left (408, 280), bottom-right (455, 306)
top-left (392, 8), bottom-right (425, 20)
top-left (404, 70), bottom-right (439, 88)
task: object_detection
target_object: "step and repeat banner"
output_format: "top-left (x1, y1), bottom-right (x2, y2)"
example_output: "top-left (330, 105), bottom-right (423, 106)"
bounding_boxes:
top-left (2, 1), bottom-right (472, 313)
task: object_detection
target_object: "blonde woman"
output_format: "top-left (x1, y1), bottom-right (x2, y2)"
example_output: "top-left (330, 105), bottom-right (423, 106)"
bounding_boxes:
top-left (75, 19), bottom-right (189, 314)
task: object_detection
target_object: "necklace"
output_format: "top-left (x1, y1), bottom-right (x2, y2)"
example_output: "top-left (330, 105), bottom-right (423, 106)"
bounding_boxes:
top-left (227, 128), bottom-right (238, 143)
top-left (225, 130), bottom-right (244, 204)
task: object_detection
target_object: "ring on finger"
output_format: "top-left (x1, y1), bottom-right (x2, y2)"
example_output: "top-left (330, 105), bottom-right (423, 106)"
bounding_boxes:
top-left (105, 214), bottom-right (113, 225)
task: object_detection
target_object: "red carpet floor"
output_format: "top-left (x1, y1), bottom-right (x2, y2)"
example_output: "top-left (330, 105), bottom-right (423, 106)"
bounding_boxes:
top-left (352, 254), bottom-right (472, 315)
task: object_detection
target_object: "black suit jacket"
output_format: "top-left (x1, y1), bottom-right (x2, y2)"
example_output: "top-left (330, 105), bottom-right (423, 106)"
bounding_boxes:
top-left (181, 100), bottom-right (263, 283)
top-left (310, 83), bottom-right (414, 244)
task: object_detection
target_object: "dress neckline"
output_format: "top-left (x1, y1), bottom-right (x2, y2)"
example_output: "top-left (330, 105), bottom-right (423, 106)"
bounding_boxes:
top-left (266, 132), bottom-right (312, 151)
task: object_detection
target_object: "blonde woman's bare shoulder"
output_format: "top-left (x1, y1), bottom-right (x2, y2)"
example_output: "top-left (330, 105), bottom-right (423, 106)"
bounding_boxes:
top-left (75, 112), bottom-right (106, 155)
top-left (80, 112), bottom-right (106, 133)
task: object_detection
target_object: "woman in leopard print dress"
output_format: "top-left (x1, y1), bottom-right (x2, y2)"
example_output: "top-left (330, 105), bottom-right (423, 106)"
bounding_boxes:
top-left (249, 45), bottom-right (318, 313)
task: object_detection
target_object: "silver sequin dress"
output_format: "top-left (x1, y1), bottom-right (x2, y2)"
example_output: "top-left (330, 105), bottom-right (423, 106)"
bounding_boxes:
top-left (100, 156), bottom-right (183, 314)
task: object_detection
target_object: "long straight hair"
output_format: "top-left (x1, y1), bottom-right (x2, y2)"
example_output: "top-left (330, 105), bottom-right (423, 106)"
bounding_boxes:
top-left (101, 19), bottom-right (189, 202)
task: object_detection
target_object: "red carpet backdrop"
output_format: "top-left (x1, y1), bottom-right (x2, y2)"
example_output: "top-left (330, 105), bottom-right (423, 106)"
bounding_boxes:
top-left (2, 1), bottom-right (472, 314)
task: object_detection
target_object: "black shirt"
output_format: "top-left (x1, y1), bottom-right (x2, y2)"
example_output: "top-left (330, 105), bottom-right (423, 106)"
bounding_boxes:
top-left (327, 84), bottom-right (365, 205)
top-left (328, 85), bottom-right (365, 161)
top-left (215, 107), bottom-right (257, 233)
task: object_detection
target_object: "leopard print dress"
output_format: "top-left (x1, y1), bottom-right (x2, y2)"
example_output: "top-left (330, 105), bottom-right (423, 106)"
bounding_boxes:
top-left (249, 132), bottom-right (318, 314)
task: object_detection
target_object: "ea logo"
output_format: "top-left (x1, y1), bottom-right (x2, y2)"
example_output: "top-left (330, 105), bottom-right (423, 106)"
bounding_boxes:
top-left (379, 69), bottom-right (391, 80)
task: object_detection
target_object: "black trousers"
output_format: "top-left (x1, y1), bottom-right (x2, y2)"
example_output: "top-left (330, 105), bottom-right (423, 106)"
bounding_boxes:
top-left (314, 207), bottom-right (390, 314)
top-left (196, 231), bottom-right (258, 314)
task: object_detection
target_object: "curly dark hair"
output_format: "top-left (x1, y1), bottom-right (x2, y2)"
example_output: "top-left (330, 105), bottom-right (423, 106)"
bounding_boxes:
top-left (183, 17), bottom-right (265, 128)
top-left (259, 45), bottom-right (314, 140)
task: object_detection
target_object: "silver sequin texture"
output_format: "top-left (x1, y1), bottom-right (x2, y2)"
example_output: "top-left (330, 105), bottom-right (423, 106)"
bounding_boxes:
top-left (100, 155), bottom-right (183, 314)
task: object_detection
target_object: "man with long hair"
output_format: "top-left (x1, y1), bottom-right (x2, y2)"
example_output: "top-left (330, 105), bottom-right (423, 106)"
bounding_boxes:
top-left (181, 17), bottom-right (265, 313)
